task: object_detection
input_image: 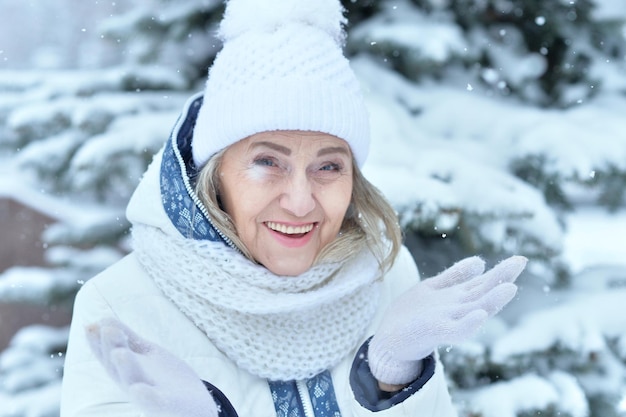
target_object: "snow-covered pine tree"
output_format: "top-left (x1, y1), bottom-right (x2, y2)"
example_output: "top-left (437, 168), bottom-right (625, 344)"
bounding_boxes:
top-left (345, 0), bottom-right (626, 273)
top-left (0, 0), bottom-right (625, 416)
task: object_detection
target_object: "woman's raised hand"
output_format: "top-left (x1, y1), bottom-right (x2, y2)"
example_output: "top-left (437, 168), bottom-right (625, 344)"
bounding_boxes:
top-left (368, 256), bottom-right (527, 388)
top-left (85, 318), bottom-right (219, 417)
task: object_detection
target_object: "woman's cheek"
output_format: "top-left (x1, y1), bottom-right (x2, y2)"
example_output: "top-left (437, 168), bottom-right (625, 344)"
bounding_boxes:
top-left (245, 165), bottom-right (286, 187)
top-left (244, 165), bottom-right (272, 183)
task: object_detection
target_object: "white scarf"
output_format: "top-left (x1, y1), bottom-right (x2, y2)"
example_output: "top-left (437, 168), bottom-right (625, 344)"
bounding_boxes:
top-left (132, 224), bottom-right (381, 381)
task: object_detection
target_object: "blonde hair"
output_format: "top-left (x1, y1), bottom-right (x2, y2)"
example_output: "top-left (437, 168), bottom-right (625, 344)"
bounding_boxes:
top-left (194, 150), bottom-right (402, 274)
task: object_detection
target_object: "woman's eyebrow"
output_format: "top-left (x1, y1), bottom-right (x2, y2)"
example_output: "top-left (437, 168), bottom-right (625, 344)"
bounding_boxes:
top-left (251, 141), bottom-right (291, 155)
top-left (317, 146), bottom-right (350, 157)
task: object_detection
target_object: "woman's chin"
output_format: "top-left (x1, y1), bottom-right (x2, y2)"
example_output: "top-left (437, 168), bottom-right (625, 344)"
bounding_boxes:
top-left (261, 257), bottom-right (315, 277)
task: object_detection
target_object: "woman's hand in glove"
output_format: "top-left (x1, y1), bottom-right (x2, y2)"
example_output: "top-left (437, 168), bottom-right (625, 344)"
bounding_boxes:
top-left (368, 255), bottom-right (527, 389)
top-left (86, 317), bottom-right (219, 417)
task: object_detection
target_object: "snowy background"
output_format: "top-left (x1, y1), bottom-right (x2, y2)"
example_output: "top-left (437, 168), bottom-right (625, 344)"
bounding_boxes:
top-left (1, 0), bottom-right (626, 416)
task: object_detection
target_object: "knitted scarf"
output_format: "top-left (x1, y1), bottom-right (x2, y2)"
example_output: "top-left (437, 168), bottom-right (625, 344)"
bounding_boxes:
top-left (132, 224), bottom-right (381, 381)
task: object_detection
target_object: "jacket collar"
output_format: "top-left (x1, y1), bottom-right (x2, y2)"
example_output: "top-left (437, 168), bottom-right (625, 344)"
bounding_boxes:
top-left (159, 92), bottom-right (236, 248)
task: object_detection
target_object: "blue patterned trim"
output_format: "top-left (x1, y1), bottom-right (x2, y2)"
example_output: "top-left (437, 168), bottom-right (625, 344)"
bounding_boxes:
top-left (269, 371), bottom-right (342, 417)
top-left (159, 93), bottom-right (235, 246)
top-left (269, 380), bottom-right (307, 417)
top-left (306, 371), bottom-right (342, 417)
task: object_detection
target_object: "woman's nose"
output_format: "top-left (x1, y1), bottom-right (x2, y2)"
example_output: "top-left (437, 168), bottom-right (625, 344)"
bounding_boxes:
top-left (279, 173), bottom-right (315, 217)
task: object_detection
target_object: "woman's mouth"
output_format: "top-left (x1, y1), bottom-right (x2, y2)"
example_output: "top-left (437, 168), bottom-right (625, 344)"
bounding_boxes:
top-left (265, 221), bottom-right (315, 238)
top-left (264, 221), bottom-right (316, 248)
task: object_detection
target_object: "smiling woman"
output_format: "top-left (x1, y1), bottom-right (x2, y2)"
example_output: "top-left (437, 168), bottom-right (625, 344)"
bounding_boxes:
top-left (60, 0), bottom-right (527, 416)
top-left (216, 131), bottom-right (353, 276)
top-left (195, 130), bottom-right (403, 277)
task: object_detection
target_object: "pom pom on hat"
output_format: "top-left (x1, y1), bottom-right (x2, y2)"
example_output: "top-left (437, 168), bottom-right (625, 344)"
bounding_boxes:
top-left (218, 0), bottom-right (347, 44)
top-left (192, 0), bottom-right (370, 168)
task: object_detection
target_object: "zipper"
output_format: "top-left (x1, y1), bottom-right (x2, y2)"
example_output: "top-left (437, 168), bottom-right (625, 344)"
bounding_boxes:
top-left (296, 379), bottom-right (315, 417)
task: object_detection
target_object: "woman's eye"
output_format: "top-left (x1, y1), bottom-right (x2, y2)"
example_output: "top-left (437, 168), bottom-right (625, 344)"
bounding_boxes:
top-left (254, 157), bottom-right (278, 167)
top-left (320, 162), bottom-right (342, 172)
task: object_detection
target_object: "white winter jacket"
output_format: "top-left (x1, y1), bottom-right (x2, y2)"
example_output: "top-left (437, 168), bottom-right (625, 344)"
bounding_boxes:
top-left (60, 93), bottom-right (458, 417)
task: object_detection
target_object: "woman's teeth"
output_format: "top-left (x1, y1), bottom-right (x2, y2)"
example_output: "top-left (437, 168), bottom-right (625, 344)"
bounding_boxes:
top-left (266, 222), bottom-right (314, 235)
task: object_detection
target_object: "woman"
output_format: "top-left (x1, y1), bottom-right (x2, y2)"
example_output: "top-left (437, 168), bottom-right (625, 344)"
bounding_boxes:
top-left (60, 1), bottom-right (527, 416)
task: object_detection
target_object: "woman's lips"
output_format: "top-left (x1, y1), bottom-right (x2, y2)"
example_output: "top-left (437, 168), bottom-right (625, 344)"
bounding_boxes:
top-left (264, 221), bottom-right (316, 247)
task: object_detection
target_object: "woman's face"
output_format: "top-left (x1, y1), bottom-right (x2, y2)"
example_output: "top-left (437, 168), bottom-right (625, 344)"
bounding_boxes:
top-left (219, 130), bottom-right (354, 276)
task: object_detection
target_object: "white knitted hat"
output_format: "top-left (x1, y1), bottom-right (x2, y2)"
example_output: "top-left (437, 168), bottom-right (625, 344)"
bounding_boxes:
top-left (191, 0), bottom-right (370, 168)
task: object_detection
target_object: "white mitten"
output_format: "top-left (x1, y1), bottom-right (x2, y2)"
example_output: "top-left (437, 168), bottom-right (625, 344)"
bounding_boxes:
top-left (86, 318), bottom-right (219, 417)
top-left (368, 255), bottom-right (527, 386)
